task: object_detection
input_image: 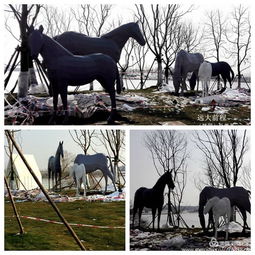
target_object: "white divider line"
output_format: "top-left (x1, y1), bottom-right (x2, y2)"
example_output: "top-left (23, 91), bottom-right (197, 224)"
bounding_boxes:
top-left (20, 215), bottom-right (125, 229)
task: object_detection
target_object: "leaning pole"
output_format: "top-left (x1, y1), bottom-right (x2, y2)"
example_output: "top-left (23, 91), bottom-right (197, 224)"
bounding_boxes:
top-left (4, 176), bottom-right (25, 235)
top-left (5, 130), bottom-right (86, 251)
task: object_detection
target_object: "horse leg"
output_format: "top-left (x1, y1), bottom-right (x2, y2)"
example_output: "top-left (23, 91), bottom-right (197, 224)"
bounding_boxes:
top-left (48, 170), bottom-right (51, 190)
top-left (157, 206), bottom-right (162, 230)
top-left (132, 205), bottom-right (138, 228)
top-left (76, 177), bottom-right (80, 196)
top-left (49, 83), bottom-right (59, 125)
top-left (180, 75), bottom-right (187, 96)
top-left (208, 210), bottom-right (214, 230)
top-left (59, 169), bottom-right (62, 191)
top-left (223, 215), bottom-right (228, 240)
top-left (59, 85), bottom-right (69, 125)
top-left (240, 208), bottom-right (247, 233)
top-left (104, 174), bottom-right (108, 194)
top-left (214, 216), bottom-right (219, 240)
top-left (82, 174), bottom-right (86, 197)
top-left (51, 170), bottom-right (54, 191)
top-left (55, 170), bottom-right (58, 191)
top-left (222, 76), bottom-right (227, 88)
top-left (201, 81), bottom-right (205, 97)
top-left (152, 207), bottom-right (156, 231)
top-left (106, 83), bottom-right (118, 125)
top-left (138, 206), bottom-right (143, 229)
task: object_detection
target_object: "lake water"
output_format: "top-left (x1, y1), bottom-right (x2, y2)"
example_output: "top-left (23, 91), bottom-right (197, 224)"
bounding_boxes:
top-left (137, 211), bottom-right (251, 229)
top-left (5, 70), bottom-right (249, 94)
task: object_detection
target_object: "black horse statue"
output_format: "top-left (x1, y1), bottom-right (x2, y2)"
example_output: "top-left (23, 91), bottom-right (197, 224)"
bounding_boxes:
top-left (198, 186), bottom-right (250, 233)
top-left (48, 141), bottom-right (64, 191)
top-left (189, 61), bottom-right (235, 90)
top-left (132, 171), bottom-right (175, 231)
top-left (53, 22), bottom-right (146, 63)
top-left (28, 25), bottom-right (121, 124)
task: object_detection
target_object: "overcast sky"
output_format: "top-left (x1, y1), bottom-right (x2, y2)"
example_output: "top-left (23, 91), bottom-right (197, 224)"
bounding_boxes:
top-left (130, 129), bottom-right (250, 206)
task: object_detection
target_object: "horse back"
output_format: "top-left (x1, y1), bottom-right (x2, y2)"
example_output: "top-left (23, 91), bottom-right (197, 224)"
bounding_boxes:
top-left (200, 186), bottom-right (250, 211)
top-left (134, 187), bottom-right (163, 209)
top-left (54, 31), bottom-right (120, 62)
top-left (74, 153), bottom-right (109, 173)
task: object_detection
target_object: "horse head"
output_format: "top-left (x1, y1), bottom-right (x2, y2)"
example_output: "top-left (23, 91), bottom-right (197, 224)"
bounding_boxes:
top-left (204, 196), bottom-right (220, 215)
top-left (58, 141), bottom-right (64, 159)
top-left (132, 22), bottom-right (146, 46)
top-left (28, 25), bottom-right (44, 59)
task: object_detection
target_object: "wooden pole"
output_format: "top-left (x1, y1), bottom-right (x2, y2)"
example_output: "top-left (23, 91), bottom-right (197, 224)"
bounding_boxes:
top-left (5, 131), bottom-right (86, 251)
top-left (4, 176), bottom-right (25, 234)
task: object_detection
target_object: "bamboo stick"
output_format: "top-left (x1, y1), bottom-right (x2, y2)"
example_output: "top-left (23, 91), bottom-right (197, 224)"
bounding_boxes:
top-left (4, 176), bottom-right (25, 234)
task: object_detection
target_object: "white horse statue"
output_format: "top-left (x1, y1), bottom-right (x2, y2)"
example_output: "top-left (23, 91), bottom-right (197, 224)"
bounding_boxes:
top-left (198, 61), bottom-right (212, 97)
top-left (204, 196), bottom-right (231, 240)
top-left (70, 163), bottom-right (87, 197)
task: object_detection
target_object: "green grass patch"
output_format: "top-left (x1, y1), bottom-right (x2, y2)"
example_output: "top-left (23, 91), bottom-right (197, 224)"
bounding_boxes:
top-left (5, 200), bottom-right (125, 251)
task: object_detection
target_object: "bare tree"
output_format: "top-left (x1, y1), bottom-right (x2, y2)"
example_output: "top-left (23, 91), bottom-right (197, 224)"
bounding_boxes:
top-left (181, 23), bottom-right (204, 53)
top-left (69, 130), bottom-right (97, 155)
top-left (194, 130), bottom-right (248, 188)
top-left (204, 10), bottom-right (227, 88)
top-left (133, 40), bottom-right (150, 89)
top-left (145, 130), bottom-right (188, 228)
top-left (42, 6), bottom-right (73, 37)
top-left (71, 4), bottom-right (113, 36)
top-left (225, 5), bottom-right (251, 88)
top-left (99, 130), bottom-right (126, 188)
top-left (135, 4), bottom-right (192, 88)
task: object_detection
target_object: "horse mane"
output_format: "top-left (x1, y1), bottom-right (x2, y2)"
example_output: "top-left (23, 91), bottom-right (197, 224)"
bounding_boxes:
top-left (101, 22), bottom-right (135, 39)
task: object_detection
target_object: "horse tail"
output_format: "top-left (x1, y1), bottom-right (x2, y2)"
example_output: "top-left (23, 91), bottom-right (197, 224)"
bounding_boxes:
top-left (107, 156), bottom-right (114, 177)
top-left (115, 66), bottom-right (121, 94)
top-left (230, 67), bottom-right (235, 81)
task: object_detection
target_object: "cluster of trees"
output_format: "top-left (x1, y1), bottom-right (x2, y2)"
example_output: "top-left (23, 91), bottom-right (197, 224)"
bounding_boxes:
top-left (143, 129), bottom-right (249, 228)
top-left (5, 4), bottom-right (250, 94)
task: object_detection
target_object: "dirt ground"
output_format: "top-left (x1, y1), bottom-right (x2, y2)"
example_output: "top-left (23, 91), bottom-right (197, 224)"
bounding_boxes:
top-left (4, 89), bottom-right (250, 125)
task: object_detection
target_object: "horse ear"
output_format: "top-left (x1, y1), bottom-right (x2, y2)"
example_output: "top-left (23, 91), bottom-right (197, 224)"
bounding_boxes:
top-left (39, 25), bottom-right (44, 33)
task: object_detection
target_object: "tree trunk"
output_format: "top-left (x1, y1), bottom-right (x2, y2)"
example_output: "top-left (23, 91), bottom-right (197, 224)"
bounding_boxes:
top-left (237, 63), bottom-right (241, 88)
top-left (157, 59), bottom-right (163, 88)
top-left (18, 5), bottom-right (29, 98)
top-left (140, 70), bottom-right (144, 89)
